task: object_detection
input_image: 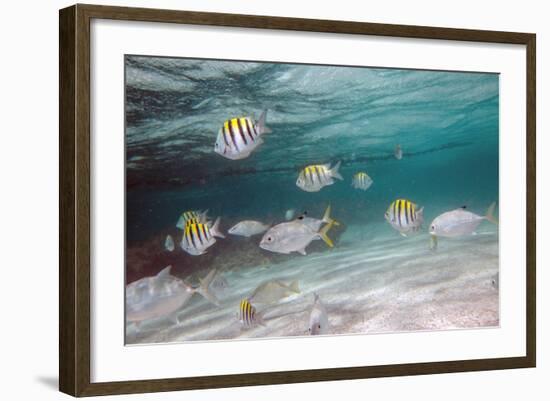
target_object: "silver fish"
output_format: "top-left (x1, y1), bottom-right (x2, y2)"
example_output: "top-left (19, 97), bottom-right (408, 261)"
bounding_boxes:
top-left (429, 203), bottom-right (498, 249)
top-left (214, 111), bottom-right (271, 160)
top-left (248, 280), bottom-right (300, 304)
top-left (308, 293), bottom-right (329, 335)
top-left (385, 199), bottom-right (424, 237)
top-left (164, 235), bottom-right (175, 252)
top-left (260, 209), bottom-right (335, 255)
top-left (296, 161), bottom-right (343, 192)
top-left (394, 144), bottom-right (403, 160)
top-left (228, 220), bottom-right (270, 237)
top-left (180, 217), bottom-right (225, 256)
top-left (125, 266), bottom-right (219, 325)
top-left (351, 172), bottom-right (373, 190)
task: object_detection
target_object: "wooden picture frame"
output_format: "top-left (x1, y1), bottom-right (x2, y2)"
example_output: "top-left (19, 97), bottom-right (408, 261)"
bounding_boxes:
top-left (59, 3), bottom-right (536, 397)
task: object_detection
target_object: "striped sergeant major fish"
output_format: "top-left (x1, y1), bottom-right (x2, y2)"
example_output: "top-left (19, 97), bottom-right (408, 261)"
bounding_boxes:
top-left (180, 218), bottom-right (225, 256)
top-left (385, 199), bottom-right (424, 237)
top-left (214, 110), bottom-right (271, 160)
top-left (296, 161), bottom-right (343, 192)
top-left (238, 298), bottom-right (265, 328)
top-left (176, 210), bottom-right (208, 230)
top-left (351, 172), bottom-right (373, 191)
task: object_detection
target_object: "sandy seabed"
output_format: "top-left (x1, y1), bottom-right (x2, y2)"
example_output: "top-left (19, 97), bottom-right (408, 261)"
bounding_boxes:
top-left (126, 223), bottom-right (499, 345)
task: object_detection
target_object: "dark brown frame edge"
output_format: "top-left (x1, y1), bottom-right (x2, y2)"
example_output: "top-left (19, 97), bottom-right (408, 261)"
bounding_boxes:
top-left (59, 3), bottom-right (536, 397)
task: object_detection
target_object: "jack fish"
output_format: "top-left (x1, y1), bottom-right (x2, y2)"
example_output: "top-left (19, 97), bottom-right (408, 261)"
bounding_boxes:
top-left (259, 206), bottom-right (337, 255)
top-left (126, 266), bottom-right (219, 326)
top-left (248, 280), bottom-right (300, 304)
top-left (429, 202), bottom-right (498, 249)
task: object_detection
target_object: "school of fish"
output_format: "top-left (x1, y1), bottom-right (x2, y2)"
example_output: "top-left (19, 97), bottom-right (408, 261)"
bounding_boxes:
top-left (126, 109), bottom-right (499, 337)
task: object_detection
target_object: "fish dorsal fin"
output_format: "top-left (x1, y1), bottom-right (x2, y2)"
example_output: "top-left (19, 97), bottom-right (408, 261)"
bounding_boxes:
top-left (156, 265), bottom-right (172, 280)
top-left (199, 269), bottom-right (217, 288)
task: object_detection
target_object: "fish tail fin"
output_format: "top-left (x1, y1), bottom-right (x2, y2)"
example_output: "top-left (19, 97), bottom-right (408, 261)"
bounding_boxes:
top-left (330, 161), bottom-right (343, 180)
top-left (176, 216), bottom-right (185, 229)
top-left (211, 217), bottom-right (225, 238)
top-left (290, 280), bottom-right (300, 294)
top-left (313, 292), bottom-right (320, 303)
top-left (485, 202), bottom-right (498, 225)
top-left (257, 109), bottom-right (272, 134)
top-left (430, 235), bottom-right (438, 251)
top-left (197, 269), bottom-right (221, 306)
top-left (322, 204), bottom-right (341, 226)
top-left (318, 223), bottom-right (334, 248)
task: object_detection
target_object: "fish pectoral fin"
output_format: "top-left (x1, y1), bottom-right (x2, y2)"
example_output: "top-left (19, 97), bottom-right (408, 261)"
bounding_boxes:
top-left (156, 265), bottom-right (172, 279)
top-left (400, 232), bottom-right (407, 237)
top-left (430, 235), bottom-right (438, 251)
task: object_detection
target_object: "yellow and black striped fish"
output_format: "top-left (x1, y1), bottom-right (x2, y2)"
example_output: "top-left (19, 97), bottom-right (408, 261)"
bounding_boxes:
top-left (176, 210), bottom-right (208, 230)
top-left (384, 199), bottom-right (424, 236)
top-left (351, 172), bottom-right (373, 191)
top-left (238, 298), bottom-right (263, 327)
top-left (214, 111), bottom-right (271, 160)
top-left (180, 217), bottom-right (225, 256)
top-left (296, 161), bottom-right (343, 192)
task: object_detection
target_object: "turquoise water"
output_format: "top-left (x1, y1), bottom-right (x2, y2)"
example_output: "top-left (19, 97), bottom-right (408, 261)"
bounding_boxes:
top-left (125, 56), bottom-right (499, 343)
top-left (126, 56), bottom-right (498, 241)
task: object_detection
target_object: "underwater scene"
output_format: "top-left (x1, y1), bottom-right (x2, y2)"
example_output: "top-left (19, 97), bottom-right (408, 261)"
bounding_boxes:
top-left (125, 55), bottom-right (499, 345)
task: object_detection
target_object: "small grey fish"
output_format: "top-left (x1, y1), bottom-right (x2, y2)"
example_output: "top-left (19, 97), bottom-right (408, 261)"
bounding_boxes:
top-left (308, 293), bottom-right (329, 335)
top-left (164, 235), bottom-right (175, 252)
top-left (228, 220), bottom-right (270, 237)
top-left (394, 144), bottom-right (403, 160)
top-left (249, 280), bottom-right (300, 304)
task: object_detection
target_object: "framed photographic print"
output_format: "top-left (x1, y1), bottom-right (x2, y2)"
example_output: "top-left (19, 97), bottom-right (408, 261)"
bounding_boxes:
top-left (59, 4), bottom-right (536, 397)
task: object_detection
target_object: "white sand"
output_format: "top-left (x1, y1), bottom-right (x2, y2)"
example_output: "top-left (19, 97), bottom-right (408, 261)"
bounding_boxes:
top-left (126, 223), bottom-right (499, 345)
